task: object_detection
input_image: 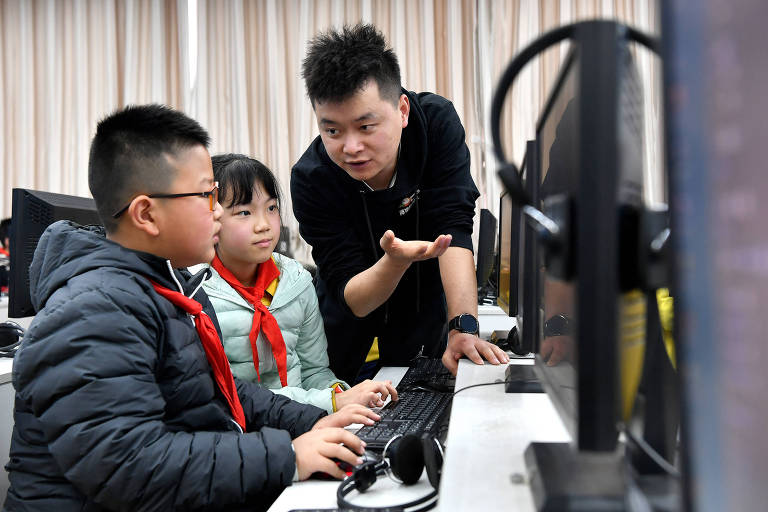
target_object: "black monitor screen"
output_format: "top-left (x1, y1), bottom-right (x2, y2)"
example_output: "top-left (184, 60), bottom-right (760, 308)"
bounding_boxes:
top-left (535, 49), bottom-right (580, 438)
top-left (514, 141), bottom-right (538, 352)
top-left (664, 1), bottom-right (768, 510)
top-left (532, 25), bottom-right (647, 452)
top-left (9, 188), bottom-right (101, 318)
top-left (476, 208), bottom-right (498, 303)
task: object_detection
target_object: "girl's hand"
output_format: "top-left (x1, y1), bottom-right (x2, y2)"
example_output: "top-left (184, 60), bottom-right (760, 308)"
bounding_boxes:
top-left (335, 379), bottom-right (398, 409)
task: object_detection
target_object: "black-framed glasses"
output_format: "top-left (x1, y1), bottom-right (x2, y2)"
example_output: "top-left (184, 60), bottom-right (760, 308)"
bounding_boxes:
top-left (112, 182), bottom-right (219, 218)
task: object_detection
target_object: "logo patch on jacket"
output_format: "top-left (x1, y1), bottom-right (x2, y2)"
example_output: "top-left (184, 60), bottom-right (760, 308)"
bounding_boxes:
top-left (398, 191), bottom-right (417, 216)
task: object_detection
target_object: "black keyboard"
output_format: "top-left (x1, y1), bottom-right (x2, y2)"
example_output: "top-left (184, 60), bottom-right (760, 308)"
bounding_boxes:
top-left (397, 357), bottom-right (456, 393)
top-left (355, 390), bottom-right (452, 451)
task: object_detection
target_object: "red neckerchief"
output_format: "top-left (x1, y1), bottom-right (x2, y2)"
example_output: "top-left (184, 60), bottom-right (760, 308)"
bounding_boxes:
top-left (211, 254), bottom-right (288, 386)
top-left (151, 280), bottom-right (246, 431)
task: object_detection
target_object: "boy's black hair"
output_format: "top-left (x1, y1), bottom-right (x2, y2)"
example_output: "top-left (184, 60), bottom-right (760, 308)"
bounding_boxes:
top-left (211, 154), bottom-right (282, 217)
top-left (302, 23), bottom-right (402, 107)
top-left (88, 104), bottom-right (210, 232)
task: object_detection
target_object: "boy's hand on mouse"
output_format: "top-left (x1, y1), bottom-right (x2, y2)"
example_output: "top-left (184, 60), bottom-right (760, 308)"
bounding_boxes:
top-left (380, 230), bottom-right (452, 264)
top-left (312, 403), bottom-right (380, 429)
top-left (335, 379), bottom-right (398, 409)
top-left (293, 427), bottom-right (365, 480)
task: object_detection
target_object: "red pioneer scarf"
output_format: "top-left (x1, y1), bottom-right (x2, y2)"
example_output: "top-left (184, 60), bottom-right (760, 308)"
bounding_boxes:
top-left (151, 280), bottom-right (246, 431)
top-left (211, 255), bottom-right (288, 386)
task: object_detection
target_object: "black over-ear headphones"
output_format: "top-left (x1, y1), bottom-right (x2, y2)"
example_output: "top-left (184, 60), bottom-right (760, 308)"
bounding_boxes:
top-left (337, 433), bottom-right (444, 511)
top-left (0, 320), bottom-right (24, 358)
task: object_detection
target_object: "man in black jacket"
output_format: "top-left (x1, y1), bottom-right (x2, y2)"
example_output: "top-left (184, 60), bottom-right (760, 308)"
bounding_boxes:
top-left (292, 24), bottom-right (509, 383)
top-left (4, 105), bottom-right (377, 512)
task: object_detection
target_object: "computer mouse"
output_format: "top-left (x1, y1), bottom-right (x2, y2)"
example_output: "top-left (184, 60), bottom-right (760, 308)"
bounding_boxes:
top-left (309, 458), bottom-right (356, 480)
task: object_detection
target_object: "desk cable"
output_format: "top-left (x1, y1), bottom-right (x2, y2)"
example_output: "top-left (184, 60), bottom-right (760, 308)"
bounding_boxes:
top-left (451, 379), bottom-right (508, 397)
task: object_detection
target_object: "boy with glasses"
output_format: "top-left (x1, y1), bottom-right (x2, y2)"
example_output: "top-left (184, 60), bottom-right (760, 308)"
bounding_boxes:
top-left (4, 104), bottom-right (377, 512)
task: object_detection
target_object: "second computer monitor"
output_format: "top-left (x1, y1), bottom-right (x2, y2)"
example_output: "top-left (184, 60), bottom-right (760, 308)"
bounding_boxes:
top-left (476, 208), bottom-right (498, 304)
top-left (9, 188), bottom-right (102, 318)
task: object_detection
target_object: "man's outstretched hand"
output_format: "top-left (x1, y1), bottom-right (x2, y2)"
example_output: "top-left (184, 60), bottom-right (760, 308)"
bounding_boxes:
top-left (380, 230), bottom-right (452, 264)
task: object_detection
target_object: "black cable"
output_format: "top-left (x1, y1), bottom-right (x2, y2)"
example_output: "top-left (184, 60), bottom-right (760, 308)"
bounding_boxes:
top-left (451, 379), bottom-right (508, 397)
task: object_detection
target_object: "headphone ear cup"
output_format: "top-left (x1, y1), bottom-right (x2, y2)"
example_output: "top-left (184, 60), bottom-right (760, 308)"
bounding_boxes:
top-left (421, 435), bottom-right (444, 490)
top-left (388, 434), bottom-right (424, 485)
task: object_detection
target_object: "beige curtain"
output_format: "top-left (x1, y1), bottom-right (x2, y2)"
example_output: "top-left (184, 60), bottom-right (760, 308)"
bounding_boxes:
top-left (0, 0), bottom-right (187, 215)
top-left (196, 0), bottom-right (660, 262)
top-left (2, 0), bottom-right (660, 264)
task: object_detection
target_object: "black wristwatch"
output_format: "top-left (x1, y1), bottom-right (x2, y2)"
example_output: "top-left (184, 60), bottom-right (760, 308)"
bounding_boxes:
top-left (544, 314), bottom-right (572, 337)
top-left (448, 314), bottom-right (479, 335)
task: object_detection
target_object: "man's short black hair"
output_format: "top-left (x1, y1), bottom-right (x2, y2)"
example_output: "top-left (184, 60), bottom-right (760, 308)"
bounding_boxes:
top-left (88, 104), bottom-right (210, 232)
top-left (302, 23), bottom-right (402, 107)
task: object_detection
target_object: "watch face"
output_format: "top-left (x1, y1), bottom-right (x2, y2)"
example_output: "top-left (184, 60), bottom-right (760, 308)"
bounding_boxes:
top-left (544, 314), bottom-right (571, 337)
top-left (459, 314), bottom-right (479, 334)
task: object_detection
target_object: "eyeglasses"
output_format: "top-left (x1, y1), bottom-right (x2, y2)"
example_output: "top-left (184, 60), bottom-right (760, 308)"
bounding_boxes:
top-left (112, 182), bottom-right (219, 218)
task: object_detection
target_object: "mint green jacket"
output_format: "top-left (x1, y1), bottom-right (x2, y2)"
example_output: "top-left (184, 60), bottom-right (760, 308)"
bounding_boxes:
top-left (200, 253), bottom-right (349, 413)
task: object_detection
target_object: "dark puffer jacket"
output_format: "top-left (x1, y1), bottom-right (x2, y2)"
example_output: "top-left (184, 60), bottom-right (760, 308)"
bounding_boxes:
top-left (3, 221), bottom-right (326, 512)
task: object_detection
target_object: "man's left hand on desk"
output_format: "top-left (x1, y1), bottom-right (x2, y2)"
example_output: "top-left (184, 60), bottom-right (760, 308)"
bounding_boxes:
top-left (442, 331), bottom-right (510, 375)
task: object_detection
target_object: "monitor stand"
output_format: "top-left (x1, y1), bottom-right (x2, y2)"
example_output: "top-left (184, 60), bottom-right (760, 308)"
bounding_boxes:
top-left (525, 442), bottom-right (625, 511)
top-left (504, 364), bottom-right (544, 393)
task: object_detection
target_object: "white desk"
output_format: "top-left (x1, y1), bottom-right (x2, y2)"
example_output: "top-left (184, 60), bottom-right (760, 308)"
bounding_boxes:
top-left (268, 359), bottom-right (570, 512)
top-left (439, 359), bottom-right (570, 511)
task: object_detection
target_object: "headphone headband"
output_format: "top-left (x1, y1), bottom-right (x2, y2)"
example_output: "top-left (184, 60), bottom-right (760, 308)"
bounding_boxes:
top-left (337, 434), bottom-right (442, 512)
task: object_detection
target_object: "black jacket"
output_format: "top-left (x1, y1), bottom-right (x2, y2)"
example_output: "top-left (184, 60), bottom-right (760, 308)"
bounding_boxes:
top-left (3, 221), bottom-right (326, 512)
top-left (291, 90), bottom-right (480, 382)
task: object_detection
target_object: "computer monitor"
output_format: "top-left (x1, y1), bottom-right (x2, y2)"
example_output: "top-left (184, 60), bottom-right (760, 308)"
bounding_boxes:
top-left (515, 140), bottom-right (539, 355)
top-left (9, 188), bottom-right (101, 318)
top-left (663, 1), bottom-right (768, 510)
top-left (490, 20), bottom-right (656, 509)
top-left (476, 208), bottom-right (498, 304)
top-left (497, 140), bottom-right (538, 356)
